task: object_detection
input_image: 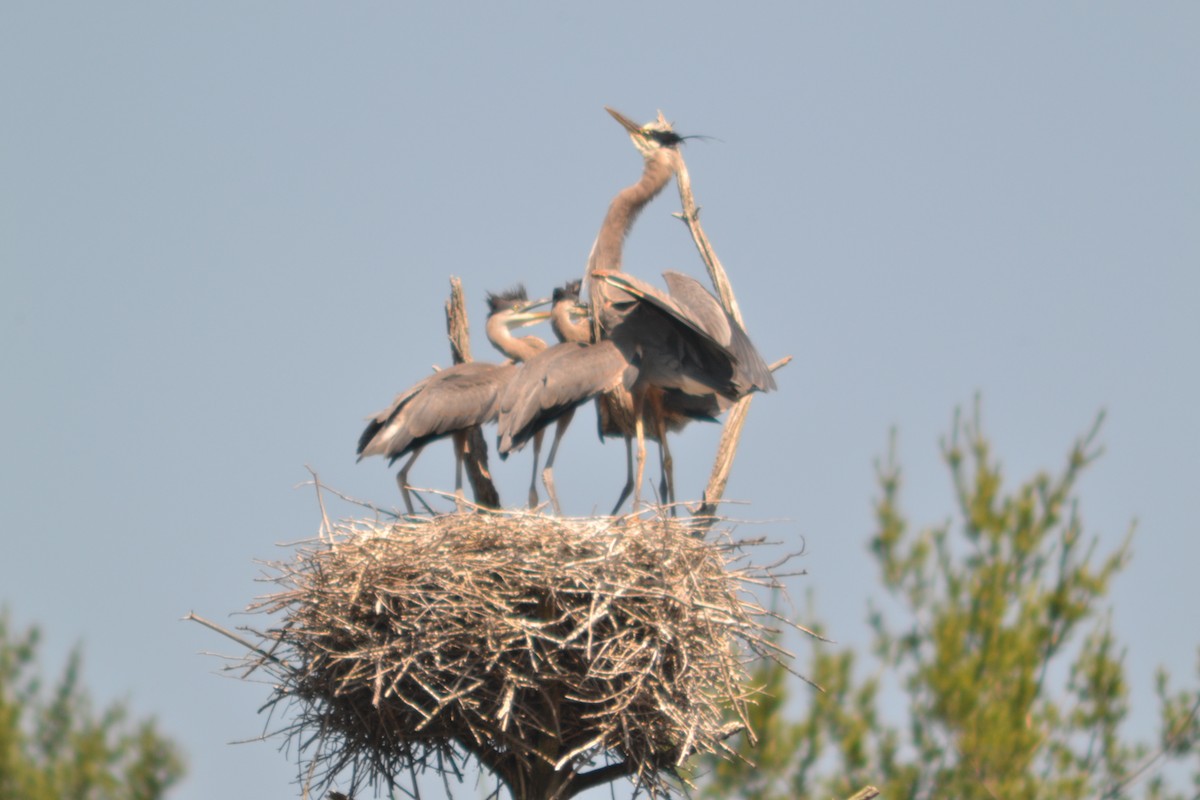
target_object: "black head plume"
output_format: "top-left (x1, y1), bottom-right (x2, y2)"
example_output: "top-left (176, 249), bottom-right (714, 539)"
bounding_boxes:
top-left (605, 106), bottom-right (712, 148)
top-left (552, 279), bottom-right (582, 303)
top-left (646, 129), bottom-right (686, 147)
top-left (486, 285), bottom-right (529, 313)
top-left (648, 128), bottom-right (716, 147)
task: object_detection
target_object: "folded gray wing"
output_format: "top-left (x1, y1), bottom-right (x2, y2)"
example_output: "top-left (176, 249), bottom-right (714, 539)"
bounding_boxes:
top-left (497, 341), bottom-right (634, 454)
top-left (358, 362), bottom-right (512, 462)
top-left (357, 373), bottom-right (439, 458)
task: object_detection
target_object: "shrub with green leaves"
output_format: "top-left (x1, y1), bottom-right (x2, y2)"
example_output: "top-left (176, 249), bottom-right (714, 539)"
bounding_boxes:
top-left (0, 611), bottom-right (185, 800)
top-left (697, 406), bottom-right (1199, 800)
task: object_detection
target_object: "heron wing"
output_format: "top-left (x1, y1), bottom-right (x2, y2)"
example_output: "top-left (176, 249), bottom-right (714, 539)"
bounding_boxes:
top-left (662, 271), bottom-right (776, 393)
top-left (357, 363), bottom-right (512, 462)
top-left (357, 373), bottom-right (440, 458)
top-left (497, 341), bottom-right (633, 454)
top-left (598, 271), bottom-right (723, 349)
top-left (660, 271), bottom-right (734, 346)
top-left (659, 387), bottom-right (729, 428)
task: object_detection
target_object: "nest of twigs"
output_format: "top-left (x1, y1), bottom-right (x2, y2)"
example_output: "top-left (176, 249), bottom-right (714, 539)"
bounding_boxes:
top-left (243, 510), bottom-right (797, 799)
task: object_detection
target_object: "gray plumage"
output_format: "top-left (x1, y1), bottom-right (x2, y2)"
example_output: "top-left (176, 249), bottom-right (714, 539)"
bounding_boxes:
top-left (575, 109), bottom-right (775, 512)
top-left (495, 274), bottom-right (740, 515)
top-left (497, 339), bottom-right (634, 456)
top-left (601, 270), bottom-right (776, 398)
top-left (356, 286), bottom-right (550, 514)
top-left (494, 280), bottom-right (622, 514)
top-left (358, 361), bottom-right (516, 463)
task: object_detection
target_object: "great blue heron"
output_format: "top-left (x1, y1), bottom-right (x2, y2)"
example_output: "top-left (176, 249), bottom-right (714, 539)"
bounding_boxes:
top-left (497, 280), bottom-right (727, 514)
top-left (584, 108), bottom-right (776, 510)
top-left (357, 287), bottom-right (551, 514)
top-left (497, 280), bottom-right (634, 514)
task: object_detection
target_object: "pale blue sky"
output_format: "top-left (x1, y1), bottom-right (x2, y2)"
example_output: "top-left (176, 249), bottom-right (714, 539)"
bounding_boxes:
top-left (2, 4), bottom-right (1197, 798)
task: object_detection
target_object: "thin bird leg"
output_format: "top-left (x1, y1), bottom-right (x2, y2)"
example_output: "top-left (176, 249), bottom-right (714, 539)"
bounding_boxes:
top-left (609, 435), bottom-right (635, 516)
top-left (528, 428), bottom-right (545, 509)
top-left (659, 430), bottom-right (676, 516)
top-left (633, 394), bottom-right (648, 511)
top-left (395, 445), bottom-right (425, 516)
top-left (541, 407), bottom-right (576, 516)
top-left (451, 431), bottom-right (465, 513)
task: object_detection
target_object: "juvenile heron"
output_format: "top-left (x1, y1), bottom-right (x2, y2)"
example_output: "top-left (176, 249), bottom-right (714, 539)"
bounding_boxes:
top-left (497, 280), bottom-right (633, 514)
top-left (497, 279), bottom-right (727, 514)
top-left (357, 287), bottom-right (551, 514)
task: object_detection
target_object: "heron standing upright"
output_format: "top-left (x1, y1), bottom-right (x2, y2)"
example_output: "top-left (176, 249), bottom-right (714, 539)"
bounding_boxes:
top-left (584, 108), bottom-right (776, 511)
top-left (357, 287), bottom-right (551, 514)
top-left (497, 279), bottom-right (728, 514)
top-left (497, 279), bottom-right (635, 514)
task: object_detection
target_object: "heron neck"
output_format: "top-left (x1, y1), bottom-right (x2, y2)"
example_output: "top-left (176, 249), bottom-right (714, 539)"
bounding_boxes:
top-left (486, 315), bottom-right (547, 362)
top-left (551, 302), bottom-right (590, 344)
top-left (585, 152), bottom-right (677, 277)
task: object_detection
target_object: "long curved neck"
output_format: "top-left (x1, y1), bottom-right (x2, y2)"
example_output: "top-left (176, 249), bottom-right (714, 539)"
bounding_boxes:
top-left (485, 315), bottom-right (547, 362)
top-left (585, 152), bottom-right (676, 277)
top-left (551, 301), bottom-right (591, 344)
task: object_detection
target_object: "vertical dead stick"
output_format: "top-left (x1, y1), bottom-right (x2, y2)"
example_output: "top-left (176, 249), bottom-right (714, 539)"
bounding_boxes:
top-left (672, 153), bottom-right (752, 519)
top-left (697, 356), bottom-right (789, 517)
top-left (445, 277), bottom-right (501, 510)
top-left (674, 158), bottom-right (745, 327)
top-left (698, 396), bottom-right (754, 518)
top-left (446, 277), bottom-right (473, 364)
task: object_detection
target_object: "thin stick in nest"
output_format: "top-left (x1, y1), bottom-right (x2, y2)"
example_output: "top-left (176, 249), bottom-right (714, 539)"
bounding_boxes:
top-left (234, 510), bottom-right (805, 799)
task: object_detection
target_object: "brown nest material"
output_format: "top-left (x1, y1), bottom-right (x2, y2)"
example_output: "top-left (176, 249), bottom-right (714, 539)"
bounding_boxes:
top-left (242, 510), bottom-right (799, 799)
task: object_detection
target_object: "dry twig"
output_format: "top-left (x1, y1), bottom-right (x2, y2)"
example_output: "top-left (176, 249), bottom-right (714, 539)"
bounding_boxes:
top-left (668, 133), bottom-right (789, 520)
top-left (236, 509), bottom-right (806, 799)
top-left (445, 276), bottom-right (501, 510)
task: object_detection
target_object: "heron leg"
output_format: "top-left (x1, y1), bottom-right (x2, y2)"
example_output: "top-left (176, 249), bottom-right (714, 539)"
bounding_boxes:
top-left (528, 428), bottom-right (544, 509)
top-left (541, 407), bottom-right (575, 516)
top-left (609, 435), bottom-right (635, 516)
top-left (633, 397), bottom-right (648, 511)
top-left (452, 438), bottom-right (465, 513)
top-left (659, 433), bottom-right (676, 516)
top-left (395, 446), bottom-right (424, 516)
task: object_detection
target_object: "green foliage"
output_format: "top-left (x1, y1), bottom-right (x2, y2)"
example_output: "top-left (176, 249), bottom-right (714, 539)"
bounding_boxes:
top-left (697, 406), bottom-right (1200, 800)
top-left (0, 611), bottom-right (185, 800)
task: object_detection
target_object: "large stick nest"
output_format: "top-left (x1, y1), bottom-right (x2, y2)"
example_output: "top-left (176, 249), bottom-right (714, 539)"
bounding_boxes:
top-left (244, 510), bottom-right (795, 798)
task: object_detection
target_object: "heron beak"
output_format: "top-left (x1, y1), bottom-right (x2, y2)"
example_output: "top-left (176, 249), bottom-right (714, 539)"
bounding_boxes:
top-left (605, 107), bottom-right (645, 137)
top-left (520, 296), bottom-right (552, 310)
top-left (507, 308), bottom-right (553, 328)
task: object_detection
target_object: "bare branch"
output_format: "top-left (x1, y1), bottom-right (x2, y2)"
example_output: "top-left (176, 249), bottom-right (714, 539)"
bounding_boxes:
top-left (445, 277), bottom-right (501, 510)
top-left (671, 149), bottom-right (784, 519)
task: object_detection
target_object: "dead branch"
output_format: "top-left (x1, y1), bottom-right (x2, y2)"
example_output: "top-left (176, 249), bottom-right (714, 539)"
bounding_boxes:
top-left (671, 145), bottom-right (789, 519)
top-left (445, 277), bottom-right (501, 510)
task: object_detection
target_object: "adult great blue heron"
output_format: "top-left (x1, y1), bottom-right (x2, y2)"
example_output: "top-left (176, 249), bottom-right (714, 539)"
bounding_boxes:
top-left (584, 108), bottom-right (776, 510)
top-left (356, 287), bottom-right (551, 514)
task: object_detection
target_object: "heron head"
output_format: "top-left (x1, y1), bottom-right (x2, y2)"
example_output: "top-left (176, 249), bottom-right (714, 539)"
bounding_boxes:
top-left (553, 279), bottom-right (589, 324)
top-left (551, 279), bottom-right (582, 304)
top-left (605, 107), bottom-right (686, 157)
top-left (487, 286), bottom-right (552, 329)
